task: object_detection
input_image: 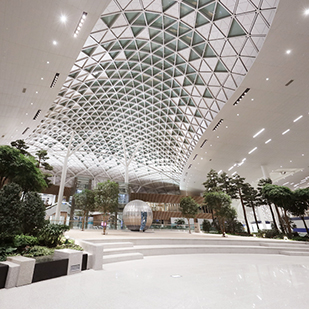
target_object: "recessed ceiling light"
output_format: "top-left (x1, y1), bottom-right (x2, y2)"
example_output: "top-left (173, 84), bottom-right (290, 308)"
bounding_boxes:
top-left (253, 128), bottom-right (265, 138)
top-left (251, 98), bottom-right (254, 101)
top-left (237, 114), bottom-right (239, 116)
top-left (53, 40), bottom-right (57, 45)
top-left (248, 147), bottom-right (257, 154)
top-left (293, 115), bottom-right (303, 122)
top-left (266, 78), bottom-right (269, 81)
top-left (21, 122), bottom-right (23, 124)
top-left (282, 129), bottom-right (290, 135)
top-left (47, 61), bottom-right (50, 64)
top-left (60, 15), bottom-right (67, 23)
top-left (226, 126), bottom-right (228, 128)
top-left (41, 77), bottom-right (43, 80)
top-left (305, 8), bottom-right (309, 15)
top-left (201, 157), bottom-right (203, 160)
top-left (35, 91), bottom-right (38, 94)
top-left (290, 160), bottom-right (292, 163)
top-left (302, 154), bottom-right (304, 156)
top-left (217, 136), bottom-right (219, 138)
top-left (25, 113), bottom-right (28, 115)
top-left (286, 50), bottom-right (291, 54)
top-left (30, 102), bottom-right (33, 105)
top-left (265, 139), bottom-right (271, 144)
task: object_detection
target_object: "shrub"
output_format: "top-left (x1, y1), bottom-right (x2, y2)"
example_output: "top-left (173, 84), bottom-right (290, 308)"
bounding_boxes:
top-left (0, 246), bottom-right (17, 261)
top-left (14, 234), bottom-right (38, 250)
top-left (38, 224), bottom-right (69, 247)
top-left (21, 192), bottom-right (46, 236)
top-left (202, 220), bottom-right (211, 232)
top-left (22, 245), bottom-right (54, 257)
top-left (0, 183), bottom-right (22, 245)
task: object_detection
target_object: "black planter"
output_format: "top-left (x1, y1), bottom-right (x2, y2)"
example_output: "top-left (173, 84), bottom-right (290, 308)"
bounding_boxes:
top-left (32, 258), bottom-right (68, 283)
top-left (0, 263), bottom-right (9, 289)
top-left (82, 253), bottom-right (88, 271)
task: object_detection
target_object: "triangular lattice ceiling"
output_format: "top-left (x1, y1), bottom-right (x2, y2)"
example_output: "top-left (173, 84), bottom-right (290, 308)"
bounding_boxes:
top-left (27, 0), bottom-right (278, 193)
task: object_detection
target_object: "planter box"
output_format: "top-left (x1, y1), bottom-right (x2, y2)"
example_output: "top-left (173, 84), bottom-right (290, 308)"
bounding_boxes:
top-left (82, 253), bottom-right (88, 271)
top-left (32, 258), bottom-right (69, 283)
top-left (0, 263), bottom-right (9, 289)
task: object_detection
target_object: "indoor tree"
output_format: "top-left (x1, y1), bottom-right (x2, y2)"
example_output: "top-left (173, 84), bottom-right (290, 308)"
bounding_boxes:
top-left (262, 184), bottom-right (293, 236)
top-left (290, 188), bottom-right (309, 235)
top-left (231, 174), bottom-right (251, 234)
top-left (179, 196), bottom-right (199, 234)
top-left (204, 191), bottom-right (233, 236)
top-left (74, 189), bottom-right (95, 231)
top-left (257, 178), bottom-right (279, 231)
top-left (242, 183), bottom-right (260, 231)
top-left (95, 180), bottom-right (119, 235)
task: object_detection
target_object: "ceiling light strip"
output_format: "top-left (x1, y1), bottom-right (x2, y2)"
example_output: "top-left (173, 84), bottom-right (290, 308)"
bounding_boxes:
top-left (50, 73), bottom-right (60, 88)
top-left (248, 147), bottom-right (257, 154)
top-left (233, 88), bottom-right (250, 106)
top-left (293, 115), bottom-right (303, 122)
top-left (282, 129), bottom-right (290, 135)
top-left (74, 12), bottom-right (87, 37)
top-left (253, 128), bottom-right (265, 138)
top-left (212, 119), bottom-right (224, 131)
top-left (33, 109), bottom-right (41, 120)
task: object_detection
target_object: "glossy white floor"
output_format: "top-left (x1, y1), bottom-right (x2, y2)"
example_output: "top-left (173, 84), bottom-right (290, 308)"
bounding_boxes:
top-left (1, 253), bottom-right (309, 309)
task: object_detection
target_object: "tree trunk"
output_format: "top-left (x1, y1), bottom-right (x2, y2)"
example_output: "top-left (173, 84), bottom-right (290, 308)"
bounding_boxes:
top-left (69, 196), bottom-right (76, 229)
top-left (301, 216), bottom-right (309, 235)
top-left (284, 208), bottom-right (292, 236)
top-left (81, 215), bottom-right (85, 231)
top-left (114, 210), bottom-right (118, 230)
top-left (239, 188), bottom-right (250, 234)
top-left (252, 205), bottom-right (260, 231)
top-left (219, 217), bottom-right (226, 236)
top-left (85, 211), bottom-right (89, 229)
top-left (274, 204), bottom-right (286, 234)
top-left (187, 217), bottom-right (191, 234)
top-left (268, 203), bottom-right (279, 231)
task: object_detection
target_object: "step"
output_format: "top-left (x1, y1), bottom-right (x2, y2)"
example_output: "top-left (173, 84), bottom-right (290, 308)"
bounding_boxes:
top-left (280, 251), bottom-right (309, 256)
top-left (104, 247), bottom-right (139, 256)
top-left (103, 253), bottom-right (144, 264)
top-left (102, 242), bottom-right (134, 250)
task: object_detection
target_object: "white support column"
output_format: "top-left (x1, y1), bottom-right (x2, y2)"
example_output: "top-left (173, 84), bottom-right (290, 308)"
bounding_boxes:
top-left (55, 132), bottom-right (74, 222)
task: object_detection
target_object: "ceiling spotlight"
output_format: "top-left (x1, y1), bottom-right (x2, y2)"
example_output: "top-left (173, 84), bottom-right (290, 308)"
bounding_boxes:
top-left (305, 8), bottom-right (309, 15)
top-left (266, 78), bottom-right (269, 81)
top-left (60, 15), bottom-right (67, 23)
top-left (286, 50), bottom-right (291, 54)
top-left (74, 11), bottom-right (88, 37)
top-left (47, 61), bottom-right (49, 64)
top-left (53, 40), bottom-right (57, 45)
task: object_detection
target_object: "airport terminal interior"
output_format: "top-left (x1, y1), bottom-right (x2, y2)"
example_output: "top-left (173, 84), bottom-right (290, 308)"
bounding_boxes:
top-left (1, 0), bottom-right (309, 308)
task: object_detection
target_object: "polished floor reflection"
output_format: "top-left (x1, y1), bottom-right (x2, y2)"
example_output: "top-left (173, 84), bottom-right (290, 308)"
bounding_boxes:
top-left (1, 254), bottom-right (309, 309)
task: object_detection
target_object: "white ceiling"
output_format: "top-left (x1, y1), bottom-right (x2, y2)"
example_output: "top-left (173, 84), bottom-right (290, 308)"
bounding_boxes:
top-left (182, 0), bottom-right (309, 193)
top-left (1, 0), bottom-right (308, 194)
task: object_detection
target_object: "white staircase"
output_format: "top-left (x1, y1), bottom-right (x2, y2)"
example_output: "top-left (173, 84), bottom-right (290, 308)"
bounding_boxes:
top-left (102, 242), bottom-right (144, 264)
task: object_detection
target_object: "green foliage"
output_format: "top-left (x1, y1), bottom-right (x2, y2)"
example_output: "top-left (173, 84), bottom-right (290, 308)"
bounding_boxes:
top-left (0, 246), bottom-right (17, 261)
top-left (201, 219), bottom-right (211, 232)
top-left (22, 245), bottom-right (55, 257)
top-left (14, 234), bottom-right (38, 249)
top-left (204, 191), bottom-right (233, 234)
top-left (179, 196), bottom-right (199, 233)
top-left (95, 180), bottom-right (119, 234)
top-left (0, 145), bottom-right (47, 192)
top-left (0, 183), bottom-right (22, 244)
top-left (256, 228), bottom-right (283, 239)
top-left (180, 196), bottom-right (199, 218)
top-left (175, 219), bottom-right (185, 226)
top-left (56, 243), bottom-right (83, 251)
top-left (95, 181), bottom-right (119, 214)
top-left (75, 189), bottom-right (95, 230)
top-left (10, 139), bottom-right (31, 156)
top-left (38, 224), bottom-right (69, 247)
top-left (21, 191), bottom-right (46, 236)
